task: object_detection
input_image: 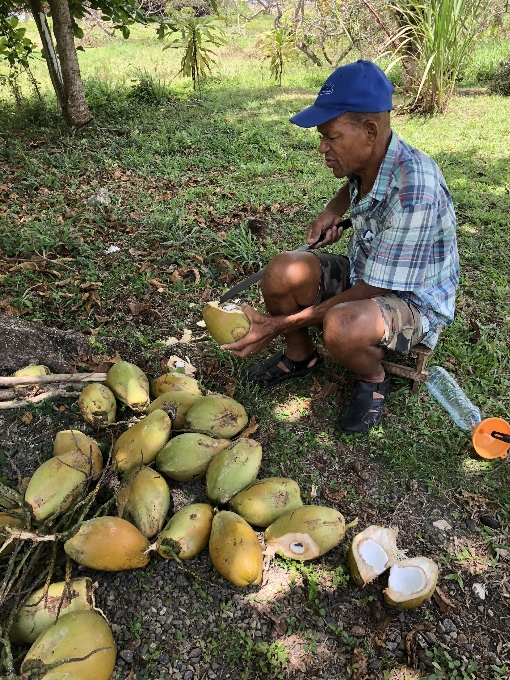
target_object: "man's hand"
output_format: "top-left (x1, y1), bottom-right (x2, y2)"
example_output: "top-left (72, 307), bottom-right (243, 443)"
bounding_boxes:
top-left (307, 208), bottom-right (345, 248)
top-left (220, 305), bottom-right (284, 358)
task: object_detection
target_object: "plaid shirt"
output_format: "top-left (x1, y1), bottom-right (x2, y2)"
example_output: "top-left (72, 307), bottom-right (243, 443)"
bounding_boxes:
top-left (348, 132), bottom-right (459, 348)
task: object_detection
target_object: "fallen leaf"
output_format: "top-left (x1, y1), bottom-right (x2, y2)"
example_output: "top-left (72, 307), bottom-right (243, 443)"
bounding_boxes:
top-left (432, 586), bottom-right (457, 614)
top-left (94, 315), bottom-right (110, 324)
top-left (349, 647), bottom-right (368, 680)
top-left (52, 277), bottom-right (75, 287)
top-left (350, 627), bottom-right (366, 637)
top-left (201, 287), bottom-right (212, 302)
top-left (188, 253), bottom-right (204, 264)
top-left (169, 270), bottom-right (183, 283)
top-left (238, 416), bottom-right (258, 439)
top-left (128, 248), bottom-right (145, 256)
top-left (351, 460), bottom-right (370, 481)
top-left (322, 487), bottom-right (347, 503)
top-left (148, 278), bottom-right (166, 289)
top-left (164, 337), bottom-right (179, 346)
top-left (80, 281), bottom-right (102, 290)
top-left (310, 381), bottom-right (339, 401)
top-left (224, 376), bottom-right (236, 397)
top-left (20, 411), bottom-right (33, 425)
top-left (179, 267), bottom-right (200, 284)
top-left (179, 329), bottom-right (193, 344)
top-left (433, 519), bottom-right (452, 531)
top-left (495, 548), bottom-right (510, 560)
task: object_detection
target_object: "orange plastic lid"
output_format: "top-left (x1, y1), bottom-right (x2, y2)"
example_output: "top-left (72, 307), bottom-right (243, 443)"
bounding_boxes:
top-left (472, 417), bottom-right (510, 459)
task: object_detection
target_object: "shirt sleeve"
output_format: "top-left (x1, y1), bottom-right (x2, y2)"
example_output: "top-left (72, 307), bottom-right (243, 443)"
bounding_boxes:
top-left (361, 202), bottom-right (437, 292)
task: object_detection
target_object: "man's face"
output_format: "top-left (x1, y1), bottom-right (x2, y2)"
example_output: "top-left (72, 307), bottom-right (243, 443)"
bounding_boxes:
top-left (317, 114), bottom-right (372, 178)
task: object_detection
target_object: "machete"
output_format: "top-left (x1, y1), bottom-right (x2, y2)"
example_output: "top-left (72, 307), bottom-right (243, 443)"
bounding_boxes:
top-left (219, 218), bottom-right (352, 303)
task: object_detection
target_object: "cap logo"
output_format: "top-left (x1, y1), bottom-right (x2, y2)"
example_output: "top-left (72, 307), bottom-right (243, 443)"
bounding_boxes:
top-left (318, 82), bottom-right (334, 96)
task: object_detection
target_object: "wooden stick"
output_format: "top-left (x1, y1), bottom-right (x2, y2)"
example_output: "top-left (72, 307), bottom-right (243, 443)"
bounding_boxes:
top-left (0, 372), bottom-right (107, 387)
top-left (0, 390), bottom-right (80, 409)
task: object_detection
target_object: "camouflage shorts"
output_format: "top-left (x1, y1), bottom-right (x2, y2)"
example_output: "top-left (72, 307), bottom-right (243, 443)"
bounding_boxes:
top-left (312, 252), bottom-right (424, 356)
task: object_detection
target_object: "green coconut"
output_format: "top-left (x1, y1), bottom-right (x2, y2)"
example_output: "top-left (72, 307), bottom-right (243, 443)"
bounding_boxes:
top-left (203, 301), bottom-right (251, 345)
top-left (10, 577), bottom-right (95, 644)
top-left (383, 557), bottom-right (439, 609)
top-left (117, 466), bottom-right (170, 539)
top-left (78, 383), bottom-right (116, 429)
top-left (25, 449), bottom-right (102, 523)
top-left (206, 438), bottom-right (262, 505)
top-left (106, 360), bottom-right (150, 411)
top-left (113, 409), bottom-right (171, 472)
top-left (265, 505), bottom-right (347, 560)
top-left (150, 370), bottom-right (202, 399)
top-left (185, 394), bottom-right (248, 439)
top-left (348, 525), bottom-right (400, 586)
top-left (53, 430), bottom-right (101, 466)
top-left (0, 511), bottom-right (26, 558)
top-left (13, 364), bottom-right (51, 389)
top-left (228, 478), bottom-right (303, 527)
top-left (209, 510), bottom-right (263, 587)
top-left (157, 503), bottom-right (213, 560)
top-left (147, 390), bottom-right (203, 429)
top-left (64, 516), bottom-right (150, 571)
top-left (21, 610), bottom-right (116, 680)
top-left (155, 433), bottom-right (230, 482)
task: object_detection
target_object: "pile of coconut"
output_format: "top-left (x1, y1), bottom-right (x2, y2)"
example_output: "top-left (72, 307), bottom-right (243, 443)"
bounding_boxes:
top-left (0, 303), bottom-right (439, 679)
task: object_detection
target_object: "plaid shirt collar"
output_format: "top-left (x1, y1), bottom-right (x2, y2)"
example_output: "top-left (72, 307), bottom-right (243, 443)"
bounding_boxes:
top-left (352, 131), bottom-right (399, 204)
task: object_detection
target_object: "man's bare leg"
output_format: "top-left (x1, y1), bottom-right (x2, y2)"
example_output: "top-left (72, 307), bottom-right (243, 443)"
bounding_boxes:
top-left (260, 251), bottom-right (322, 367)
top-left (323, 299), bottom-right (389, 433)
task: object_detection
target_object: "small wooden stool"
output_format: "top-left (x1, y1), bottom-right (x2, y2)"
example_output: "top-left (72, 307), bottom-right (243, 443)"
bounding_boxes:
top-left (382, 343), bottom-right (433, 394)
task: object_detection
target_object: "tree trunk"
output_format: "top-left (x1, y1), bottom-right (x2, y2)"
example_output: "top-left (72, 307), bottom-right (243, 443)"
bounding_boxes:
top-left (296, 41), bottom-right (322, 67)
top-left (27, 0), bottom-right (66, 114)
top-left (47, 0), bottom-right (93, 128)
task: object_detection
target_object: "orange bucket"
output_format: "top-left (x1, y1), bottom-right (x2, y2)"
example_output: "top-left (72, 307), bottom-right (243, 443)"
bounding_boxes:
top-left (472, 418), bottom-right (510, 459)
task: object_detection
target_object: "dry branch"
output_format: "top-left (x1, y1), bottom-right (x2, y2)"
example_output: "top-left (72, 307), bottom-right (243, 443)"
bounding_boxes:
top-left (0, 390), bottom-right (80, 409)
top-left (0, 372), bottom-right (107, 387)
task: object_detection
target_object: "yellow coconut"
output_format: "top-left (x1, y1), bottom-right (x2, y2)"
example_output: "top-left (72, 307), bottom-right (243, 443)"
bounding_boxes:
top-left (0, 511), bottom-right (26, 557)
top-left (64, 516), bottom-right (150, 571)
top-left (117, 466), bottom-right (170, 539)
top-left (155, 433), bottom-right (230, 482)
top-left (78, 383), bottom-right (116, 429)
top-left (206, 438), bottom-right (262, 505)
top-left (209, 511), bottom-right (263, 587)
top-left (13, 364), bottom-right (51, 389)
top-left (157, 503), bottom-right (213, 560)
top-left (21, 610), bottom-right (116, 680)
top-left (147, 390), bottom-right (203, 429)
top-left (228, 478), bottom-right (303, 527)
top-left (10, 577), bottom-right (95, 644)
top-left (265, 505), bottom-right (347, 560)
top-left (25, 449), bottom-right (102, 523)
top-left (348, 525), bottom-right (400, 586)
top-left (113, 409), bottom-right (171, 472)
top-left (203, 301), bottom-right (251, 345)
top-left (53, 431), bottom-right (102, 477)
top-left (384, 557), bottom-right (439, 609)
top-left (151, 370), bottom-right (202, 399)
top-left (106, 361), bottom-right (150, 411)
top-left (185, 394), bottom-right (248, 439)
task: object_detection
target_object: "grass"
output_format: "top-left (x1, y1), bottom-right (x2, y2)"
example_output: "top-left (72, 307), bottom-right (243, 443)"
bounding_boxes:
top-left (0, 23), bottom-right (510, 678)
top-left (1, 24), bottom-right (509, 509)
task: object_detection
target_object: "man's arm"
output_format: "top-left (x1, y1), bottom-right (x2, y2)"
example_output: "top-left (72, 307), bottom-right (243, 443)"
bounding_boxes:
top-left (307, 182), bottom-right (351, 247)
top-left (222, 280), bottom-right (387, 358)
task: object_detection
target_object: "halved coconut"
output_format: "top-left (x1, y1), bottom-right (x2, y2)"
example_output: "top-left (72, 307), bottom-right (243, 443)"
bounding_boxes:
top-left (384, 556), bottom-right (439, 609)
top-left (203, 302), bottom-right (250, 345)
top-left (348, 525), bottom-right (399, 586)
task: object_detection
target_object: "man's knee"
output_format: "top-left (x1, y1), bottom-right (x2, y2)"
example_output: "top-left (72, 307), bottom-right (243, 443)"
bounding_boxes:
top-left (261, 251), bottom-right (320, 298)
top-left (323, 300), bottom-right (384, 350)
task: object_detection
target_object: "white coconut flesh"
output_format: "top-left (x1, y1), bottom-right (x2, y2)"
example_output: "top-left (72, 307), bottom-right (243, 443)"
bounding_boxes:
top-left (358, 539), bottom-right (389, 574)
top-left (384, 557), bottom-right (438, 604)
top-left (268, 532), bottom-right (320, 560)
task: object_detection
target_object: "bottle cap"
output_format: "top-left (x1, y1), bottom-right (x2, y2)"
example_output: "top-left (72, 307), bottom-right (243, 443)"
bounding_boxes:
top-left (472, 417), bottom-right (510, 459)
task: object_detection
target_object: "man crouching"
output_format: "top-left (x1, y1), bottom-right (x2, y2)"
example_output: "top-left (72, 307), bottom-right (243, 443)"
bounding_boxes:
top-left (222, 60), bottom-right (459, 435)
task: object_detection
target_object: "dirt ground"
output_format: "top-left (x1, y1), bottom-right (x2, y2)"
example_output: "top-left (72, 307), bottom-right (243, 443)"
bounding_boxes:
top-left (1, 355), bottom-right (509, 680)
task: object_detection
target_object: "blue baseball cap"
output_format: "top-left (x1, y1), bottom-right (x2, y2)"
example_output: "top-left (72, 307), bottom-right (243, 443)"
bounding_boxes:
top-left (290, 60), bottom-right (394, 128)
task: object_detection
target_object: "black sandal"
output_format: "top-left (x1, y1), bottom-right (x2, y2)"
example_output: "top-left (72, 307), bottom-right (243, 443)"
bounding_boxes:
top-left (246, 349), bottom-right (321, 387)
top-left (338, 373), bottom-right (391, 434)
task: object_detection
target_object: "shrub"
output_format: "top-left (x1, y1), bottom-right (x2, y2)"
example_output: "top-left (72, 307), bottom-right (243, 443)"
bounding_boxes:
top-left (171, 0), bottom-right (212, 17)
top-left (489, 56), bottom-right (510, 95)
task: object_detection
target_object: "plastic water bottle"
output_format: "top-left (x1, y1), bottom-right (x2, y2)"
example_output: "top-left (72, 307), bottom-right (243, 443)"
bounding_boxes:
top-left (425, 366), bottom-right (482, 431)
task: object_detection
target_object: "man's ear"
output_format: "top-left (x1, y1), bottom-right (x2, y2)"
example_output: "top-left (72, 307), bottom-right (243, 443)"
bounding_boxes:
top-left (364, 120), bottom-right (379, 144)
